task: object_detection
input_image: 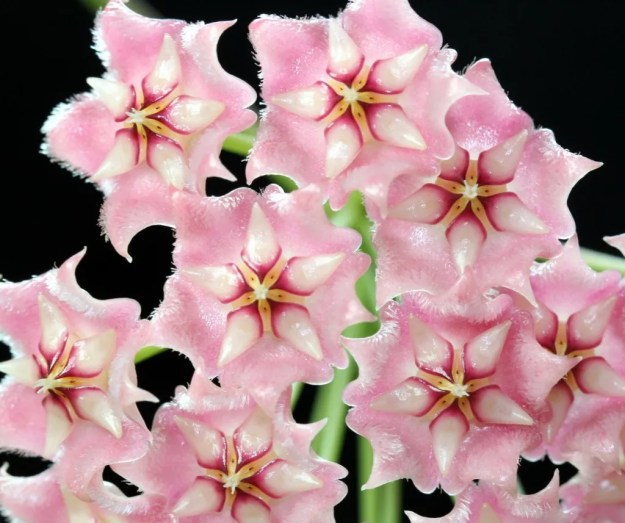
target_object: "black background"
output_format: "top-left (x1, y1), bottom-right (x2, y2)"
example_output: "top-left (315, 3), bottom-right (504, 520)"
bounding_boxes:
top-left (1, 0), bottom-right (623, 520)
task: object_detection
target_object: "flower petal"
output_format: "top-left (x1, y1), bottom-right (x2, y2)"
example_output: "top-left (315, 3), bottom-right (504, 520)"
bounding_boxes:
top-left (254, 460), bottom-right (321, 497)
top-left (430, 408), bottom-right (468, 476)
top-left (605, 233), bottom-right (625, 256)
top-left (218, 306), bottom-right (263, 367)
top-left (43, 395), bottom-right (73, 457)
top-left (65, 387), bottom-right (122, 437)
top-left (483, 192), bottom-right (548, 234)
top-left (464, 321), bottom-right (511, 380)
top-left (87, 77), bottom-right (134, 120)
top-left (272, 82), bottom-right (337, 120)
top-left (371, 378), bottom-right (440, 416)
top-left (231, 493), bottom-right (271, 523)
top-left (327, 19), bottom-right (363, 82)
top-left (142, 33), bottom-right (181, 104)
top-left (174, 416), bottom-right (226, 470)
top-left (92, 128), bottom-right (140, 180)
top-left (368, 104), bottom-right (426, 150)
top-left (325, 116), bottom-right (362, 179)
top-left (243, 203), bottom-right (282, 273)
top-left (532, 301), bottom-right (558, 349)
top-left (409, 315), bottom-right (452, 374)
top-left (233, 408), bottom-right (273, 465)
top-left (471, 386), bottom-right (533, 425)
top-left (574, 357), bottom-right (625, 397)
top-left (272, 303), bottom-right (323, 360)
top-left (0, 356), bottom-right (39, 386)
top-left (60, 329), bottom-right (116, 379)
top-left (446, 214), bottom-right (486, 272)
top-left (181, 264), bottom-right (247, 303)
top-left (278, 253), bottom-right (345, 295)
top-left (478, 130), bottom-right (528, 185)
top-left (440, 144), bottom-right (470, 182)
top-left (567, 296), bottom-right (617, 351)
top-left (388, 184), bottom-right (455, 223)
top-left (158, 95), bottom-right (224, 134)
top-left (87, 77), bottom-right (135, 122)
top-left (173, 477), bottom-right (225, 517)
top-left (147, 134), bottom-right (188, 190)
top-left (545, 382), bottom-right (573, 442)
top-left (365, 45), bottom-right (428, 94)
top-left (37, 294), bottom-right (69, 366)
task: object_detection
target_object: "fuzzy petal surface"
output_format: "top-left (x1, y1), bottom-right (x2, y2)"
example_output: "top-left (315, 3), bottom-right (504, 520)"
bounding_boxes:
top-left (345, 286), bottom-right (557, 494)
top-left (0, 250), bottom-right (151, 471)
top-left (43, 0), bottom-right (256, 257)
top-left (114, 375), bottom-right (346, 522)
top-left (247, 0), bottom-right (480, 211)
top-left (151, 186), bottom-right (371, 402)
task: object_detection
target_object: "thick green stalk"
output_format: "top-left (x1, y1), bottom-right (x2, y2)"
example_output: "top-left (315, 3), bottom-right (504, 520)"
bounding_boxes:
top-left (581, 247), bottom-right (625, 275)
top-left (291, 382), bottom-right (304, 409)
top-left (222, 132), bottom-right (255, 157)
top-left (358, 436), bottom-right (377, 523)
top-left (376, 481), bottom-right (402, 523)
top-left (134, 345), bottom-right (165, 363)
top-left (309, 358), bottom-right (357, 462)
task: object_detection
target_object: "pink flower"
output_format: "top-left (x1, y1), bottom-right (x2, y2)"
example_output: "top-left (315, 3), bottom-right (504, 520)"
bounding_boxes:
top-left (560, 459), bottom-right (625, 523)
top-left (376, 60), bottom-right (598, 304)
top-left (43, 0), bottom-right (256, 258)
top-left (0, 465), bottom-right (171, 523)
top-left (605, 233), bottom-right (625, 256)
top-left (113, 373), bottom-right (347, 522)
top-left (151, 185), bottom-right (371, 402)
top-left (521, 236), bottom-right (625, 467)
top-left (247, 0), bottom-right (479, 209)
top-left (0, 250), bottom-right (152, 467)
top-left (406, 473), bottom-right (567, 522)
top-left (344, 283), bottom-right (572, 494)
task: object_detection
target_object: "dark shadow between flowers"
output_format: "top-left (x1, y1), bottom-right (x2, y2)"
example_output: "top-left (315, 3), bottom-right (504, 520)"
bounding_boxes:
top-left (75, 225), bottom-right (175, 319)
top-left (103, 465), bottom-right (142, 498)
top-left (517, 457), bottom-right (578, 494)
top-left (135, 349), bottom-right (195, 429)
top-left (403, 485), bottom-right (455, 518)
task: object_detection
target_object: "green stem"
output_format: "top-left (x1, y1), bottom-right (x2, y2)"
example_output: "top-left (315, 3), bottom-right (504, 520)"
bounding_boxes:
top-left (376, 481), bottom-right (402, 523)
top-left (78, 0), bottom-right (160, 16)
top-left (291, 382), bottom-right (304, 409)
top-left (134, 345), bottom-right (165, 363)
top-left (222, 132), bottom-right (255, 157)
top-left (581, 247), bottom-right (625, 275)
top-left (309, 357), bottom-right (357, 462)
top-left (358, 436), bottom-right (377, 523)
top-left (325, 193), bottom-right (380, 329)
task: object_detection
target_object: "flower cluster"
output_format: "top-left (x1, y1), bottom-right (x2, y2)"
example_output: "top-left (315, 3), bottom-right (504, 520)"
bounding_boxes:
top-left (1, 0), bottom-right (624, 522)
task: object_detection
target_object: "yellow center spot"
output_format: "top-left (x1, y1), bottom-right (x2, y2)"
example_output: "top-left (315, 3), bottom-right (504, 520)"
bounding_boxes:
top-left (322, 66), bottom-right (397, 143)
top-left (436, 159), bottom-right (508, 232)
top-left (416, 348), bottom-right (489, 423)
top-left (230, 258), bottom-right (305, 333)
top-left (204, 437), bottom-right (276, 508)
